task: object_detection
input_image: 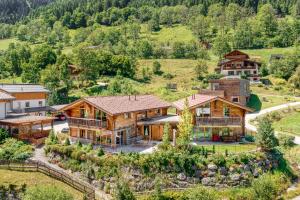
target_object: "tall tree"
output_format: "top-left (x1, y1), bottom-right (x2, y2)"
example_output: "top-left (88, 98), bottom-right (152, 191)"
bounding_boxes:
top-left (177, 99), bottom-right (193, 148)
top-left (256, 116), bottom-right (278, 151)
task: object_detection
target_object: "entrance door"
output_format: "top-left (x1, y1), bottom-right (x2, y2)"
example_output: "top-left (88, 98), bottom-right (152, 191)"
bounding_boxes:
top-left (116, 131), bottom-right (126, 145)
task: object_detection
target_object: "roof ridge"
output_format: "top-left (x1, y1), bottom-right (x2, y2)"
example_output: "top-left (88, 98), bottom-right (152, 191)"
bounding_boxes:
top-left (85, 94), bottom-right (154, 99)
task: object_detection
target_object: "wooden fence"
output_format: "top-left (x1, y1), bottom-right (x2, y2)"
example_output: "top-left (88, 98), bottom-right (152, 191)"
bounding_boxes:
top-left (0, 160), bottom-right (95, 200)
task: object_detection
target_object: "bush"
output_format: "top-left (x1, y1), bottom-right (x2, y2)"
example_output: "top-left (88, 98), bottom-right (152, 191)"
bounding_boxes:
top-left (97, 147), bottom-right (105, 157)
top-left (0, 138), bottom-right (33, 161)
top-left (184, 186), bottom-right (219, 200)
top-left (24, 185), bottom-right (73, 200)
top-left (114, 179), bottom-right (136, 200)
top-left (152, 61), bottom-right (161, 75)
top-left (244, 135), bottom-right (255, 142)
top-left (278, 134), bottom-right (295, 148)
top-left (0, 128), bottom-right (9, 144)
top-left (252, 172), bottom-right (288, 200)
top-left (163, 73), bottom-right (174, 80)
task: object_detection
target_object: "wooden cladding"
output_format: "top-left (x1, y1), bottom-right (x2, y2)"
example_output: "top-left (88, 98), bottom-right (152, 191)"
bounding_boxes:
top-left (11, 92), bottom-right (47, 100)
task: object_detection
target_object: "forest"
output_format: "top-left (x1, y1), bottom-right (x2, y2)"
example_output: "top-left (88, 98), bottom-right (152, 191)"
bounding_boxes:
top-left (0, 0), bottom-right (299, 105)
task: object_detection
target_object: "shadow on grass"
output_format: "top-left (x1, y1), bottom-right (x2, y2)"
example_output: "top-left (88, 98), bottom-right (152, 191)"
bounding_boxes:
top-left (247, 94), bottom-right (262, 111)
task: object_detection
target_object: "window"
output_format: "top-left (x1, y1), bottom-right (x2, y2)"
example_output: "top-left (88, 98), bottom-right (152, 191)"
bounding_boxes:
top-left (228, 71), bottom-right (235, 75)
top-left (253, 70), bottom-right (257, 74)
top-left (155, 109), bottom-right (161, 115)
top-left (236, 71), bottom-right (242, 75)
top-left (124, 113), bottom-right (131, 119)
top-left (80, 130), bottom-right (85, 138)
top-left (223, 106), bottom-right (230, 117)
top-left (232, 97), bottom-right (239, 103)
top-left (25, 102), bottom-right (30, 108)
top-left (38, 101), bottom-right (43, 107)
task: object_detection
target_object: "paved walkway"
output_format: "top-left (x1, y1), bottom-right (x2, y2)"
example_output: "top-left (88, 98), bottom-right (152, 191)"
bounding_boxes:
top-left (32, 146), bottom-right (112, 200)
top-left (245, 101), bottom-right (300, 145)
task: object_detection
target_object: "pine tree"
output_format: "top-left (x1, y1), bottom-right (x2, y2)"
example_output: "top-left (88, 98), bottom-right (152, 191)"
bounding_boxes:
top-left (256, 116), bottom-right (279, 151)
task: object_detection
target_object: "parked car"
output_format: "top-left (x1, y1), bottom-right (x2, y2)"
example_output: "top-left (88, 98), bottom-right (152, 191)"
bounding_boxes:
top-left (61, 127), bottom-right (70, 134)
top-left (55, 114), bottom-right (66, 121)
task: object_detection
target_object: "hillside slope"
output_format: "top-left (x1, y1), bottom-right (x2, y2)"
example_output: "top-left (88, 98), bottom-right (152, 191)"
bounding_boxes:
top-left (0, 0), bottom-right (54, 23)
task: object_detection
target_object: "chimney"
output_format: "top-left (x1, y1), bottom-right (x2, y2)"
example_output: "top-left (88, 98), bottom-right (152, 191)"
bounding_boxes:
top-left (135, 95), bottom-right (137, 100)
top-left (129, 95), bottom-right (131, 100)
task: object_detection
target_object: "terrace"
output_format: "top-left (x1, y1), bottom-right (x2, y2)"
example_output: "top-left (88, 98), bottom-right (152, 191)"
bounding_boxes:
top-left (196, 117), bottom-right (242, 127)
top-left (67, 117), bottom-right (107, 129)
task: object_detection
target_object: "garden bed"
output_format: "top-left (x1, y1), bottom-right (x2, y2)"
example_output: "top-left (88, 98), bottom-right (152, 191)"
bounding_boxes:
top-left (45, 141), bottom-right (280, 195)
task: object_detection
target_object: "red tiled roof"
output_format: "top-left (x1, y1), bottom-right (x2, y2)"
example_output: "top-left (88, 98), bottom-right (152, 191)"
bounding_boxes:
top-left (0, 91), bottom-right (15, 101)
top-left (83, 95), bottom-right (171, 115)
top-left (173, 94), bottom-right (216, 110)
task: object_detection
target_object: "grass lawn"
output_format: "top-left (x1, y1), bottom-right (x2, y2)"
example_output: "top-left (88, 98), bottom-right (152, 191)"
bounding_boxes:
top-left (243, 47), bottom-right (295, 63)
top-left (273, 111), bottom-right (300, 136)
top-left (0, 38), bottom-right (18, 50)
top-left (141, 24), bottom-right (196, 44)
top-left (247, 93), bottom-right (298, 111)
top-left (0, 169), bottom-right (84, 200)
top-left (199, 143), bottom-right (257, 154)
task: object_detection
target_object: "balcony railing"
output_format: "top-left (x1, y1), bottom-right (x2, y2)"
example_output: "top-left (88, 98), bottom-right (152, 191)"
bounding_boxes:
top-left (196, 117), bottom-right (242, 127)
top-left (68, 117), bottom-right (107, 129)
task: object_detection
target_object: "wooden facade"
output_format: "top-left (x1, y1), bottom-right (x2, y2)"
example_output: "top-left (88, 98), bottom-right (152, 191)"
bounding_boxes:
top-left (62, 98), bottom-right (170, 147)
top-left (175, 97), bottom-right (251, 142)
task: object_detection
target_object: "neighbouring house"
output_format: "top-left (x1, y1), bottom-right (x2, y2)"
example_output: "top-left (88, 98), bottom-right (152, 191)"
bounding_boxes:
top-left (173, 94), bottom-right (253, 142)
top-left (59, 95), bottom-right (177, 147)
top-left (215, 50), bottom-right (261, 82)
top-left (0, 84), bottom-right (54, 145)
top-left (199, 78), bottom-right (251, 106)
top-left (0, 84), bottom-right (50, 117)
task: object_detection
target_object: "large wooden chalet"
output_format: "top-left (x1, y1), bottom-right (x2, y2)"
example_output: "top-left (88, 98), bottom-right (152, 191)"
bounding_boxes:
top-left (60, 95), bottom-right (179, 147)
top-left (173, 94), bottom-right (253, 142)
top-left (215, 50), bottom-right (261, 82)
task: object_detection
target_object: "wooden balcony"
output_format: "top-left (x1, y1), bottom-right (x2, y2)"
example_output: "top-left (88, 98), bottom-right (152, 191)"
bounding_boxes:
top-left (67, 117), bottom-right (107, 129)
top-left (196, 117), bottom-right (242, 127)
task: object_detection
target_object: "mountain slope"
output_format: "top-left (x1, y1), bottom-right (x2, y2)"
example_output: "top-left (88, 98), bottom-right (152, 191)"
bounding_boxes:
top-left (0, 0), bottom-right (54, 23)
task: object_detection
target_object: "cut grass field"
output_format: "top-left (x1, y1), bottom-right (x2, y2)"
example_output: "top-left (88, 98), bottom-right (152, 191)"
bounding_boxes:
top-left (273, 111), bottom-right (300, 136)
top-left (0, 38), bottom-right (18, 50)
top-left (199, 143), bottom-right (257, 154)
top-left (0, 169), bottom-right (84, 200)
top-left (243, 47), bottom-right (295, 63)
top-left (247, 93), bottom-right (298, 111)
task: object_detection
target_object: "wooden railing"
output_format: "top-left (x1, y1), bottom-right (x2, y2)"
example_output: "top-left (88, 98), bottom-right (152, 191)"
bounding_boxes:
top-left (196, 117), bottom-right (242, 126)
top-left (0, 160), bottom-right (95, 199)
top-left (68, 117), bottom-right (107, 129)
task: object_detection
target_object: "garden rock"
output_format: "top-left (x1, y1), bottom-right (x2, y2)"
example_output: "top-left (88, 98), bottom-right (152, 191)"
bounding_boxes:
top-left (230, 173), bottom-right (241, 181)
top-left (208, 171), bottom-right (216, 177)
top-left (177, 173), bottom-right (187, 181)
top-left (201, 177), bottom-right (216, 186)
top-left (208, 163), bottom-right (218, 171)
top-left (219, 167), bottom-right (228, 175)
